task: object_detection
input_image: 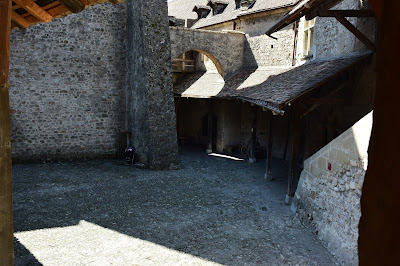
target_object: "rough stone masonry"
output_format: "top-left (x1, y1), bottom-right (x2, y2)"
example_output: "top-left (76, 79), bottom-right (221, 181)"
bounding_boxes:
top-left (9, 3), bottom-right (128, 162)
top-left (293, 112), bottom-right (373, 265)
top-left (126, 0), bottom-right (179, 169)
top-left (9, 1), bottom-right (179, 169)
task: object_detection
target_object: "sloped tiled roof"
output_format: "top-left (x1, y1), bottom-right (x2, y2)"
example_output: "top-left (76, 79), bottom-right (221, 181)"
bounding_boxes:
top-left (168, 0), bottom-right (204, 20)
top-left (192, 0), bottom-right (297, 29)
top-left (174, 53), bottom-right (371, 113)
top-left (168, 0), bottom-right (297, 28)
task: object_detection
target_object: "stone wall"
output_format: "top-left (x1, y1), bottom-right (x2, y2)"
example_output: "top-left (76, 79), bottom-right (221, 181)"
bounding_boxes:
top-left (295, 0), bottom-right (376, 64)
top-left (9, 3), bottom-right (127, 162)
top-left (241, 14), bottom-right (295, 68)
top-left (202, 10), bottom-right (295, 68)
top-left (292, 112), bottom-right (373, 265)
top-left (176, 98), bottom-right (289, 159)
top-left (170, 27), bottom-right (245, 78)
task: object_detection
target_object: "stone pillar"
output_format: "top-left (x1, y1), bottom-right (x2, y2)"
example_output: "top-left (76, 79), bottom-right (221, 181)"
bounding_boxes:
top-left (0, 0), bottom-right (15, 263)
top-left (126, 0), bottom-right (179, 170)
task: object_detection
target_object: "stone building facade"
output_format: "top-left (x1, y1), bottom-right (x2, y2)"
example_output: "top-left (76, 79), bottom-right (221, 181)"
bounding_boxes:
top-left (170, 0), bottom-right (376, 264)
top-left (200, 11), bottom-right (296, 68)
top-left (295, 0), bottom-right (376, 63)
top-left (169, 0), bottom-right (297, 159)
top-left (289, 0), bottom-right (376, 264)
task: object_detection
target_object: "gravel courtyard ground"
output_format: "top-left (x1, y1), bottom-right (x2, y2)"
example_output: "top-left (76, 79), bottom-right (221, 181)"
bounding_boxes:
top-left (13, 148), bottom-right (336, 265)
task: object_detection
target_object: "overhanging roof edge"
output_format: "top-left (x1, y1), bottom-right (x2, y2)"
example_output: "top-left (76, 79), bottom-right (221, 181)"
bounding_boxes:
top-left (265, 0), bottom-right (343, 36)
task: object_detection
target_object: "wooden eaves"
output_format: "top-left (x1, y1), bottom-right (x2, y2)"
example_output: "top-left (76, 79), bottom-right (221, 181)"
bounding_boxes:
top-left (10, 0), bottom-right (123, 30)
top-left (265, 0), bottom-right (376, 51)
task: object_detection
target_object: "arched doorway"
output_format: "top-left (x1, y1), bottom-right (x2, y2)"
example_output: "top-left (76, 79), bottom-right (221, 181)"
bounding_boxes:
top-left (172, 50), bottom-right (223, 152)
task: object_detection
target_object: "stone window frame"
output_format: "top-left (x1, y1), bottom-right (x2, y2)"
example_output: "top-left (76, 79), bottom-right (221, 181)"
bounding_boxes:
top-left (302, 17), bottom-right (316, 59)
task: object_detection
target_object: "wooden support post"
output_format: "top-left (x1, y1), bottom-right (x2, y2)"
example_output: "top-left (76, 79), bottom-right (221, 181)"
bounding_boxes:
top-left (206, 100), bottom-right (213, 154)
top-left (0, 0), bottom-right (15, 263)
top-left (249, 106), bottom-right (257, 163)
top-left (264, 111), bottom-right (274, 181)
top-left (286, 108), bottom-right (299, 205)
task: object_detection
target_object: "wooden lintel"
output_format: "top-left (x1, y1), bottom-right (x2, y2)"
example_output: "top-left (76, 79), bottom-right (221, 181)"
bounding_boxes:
top-left (335, 15), bottom-right (376, 52)
top-left (13, 0), bottom-right (53, 22)
top-left (11, 10), bottom-right (31, 29)
top-left (317, 9), bottom-right (375, 17)
top-left (57, 0), bottom-right (84, 13)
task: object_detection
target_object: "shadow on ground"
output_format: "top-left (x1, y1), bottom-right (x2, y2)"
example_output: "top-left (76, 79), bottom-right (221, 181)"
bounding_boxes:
top-left (13, 147), bottom-right (335, 265)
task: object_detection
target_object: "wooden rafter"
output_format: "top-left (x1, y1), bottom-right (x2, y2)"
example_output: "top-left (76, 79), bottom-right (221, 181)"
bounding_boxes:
top-left (335, 15), bottom-right (376, 52)
top-left (13, 0), bottom-right (53, 22)
top-left (308, 8), bottom-right (377, 52)
top-left (317, 9), bottom-right (375, 17)
top-left (11, 11), bottom-right (31, 29)
top-left (11, 0), bottom-right (121, 29)
top-left (57, 0), bottom-right (84, 13)
top-left (305, 0), bottom-right (344, 20)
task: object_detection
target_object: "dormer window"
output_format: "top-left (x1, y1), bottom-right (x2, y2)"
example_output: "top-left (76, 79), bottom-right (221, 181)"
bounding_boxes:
top-left (235, 0), bottom-right (241, 9)
top-left (193, 5), bottom-right (212, 19)
top-left (207, 0), bottom-right (228, 15)
top-left (236, 0), bottom-right (256, 10)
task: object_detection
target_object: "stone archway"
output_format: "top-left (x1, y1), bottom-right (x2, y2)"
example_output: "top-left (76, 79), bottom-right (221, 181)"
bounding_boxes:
top-left (169, 27), bottom-right (245, 78)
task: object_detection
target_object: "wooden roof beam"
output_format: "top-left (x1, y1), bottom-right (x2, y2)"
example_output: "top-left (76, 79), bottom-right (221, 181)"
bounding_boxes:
top-left (12, 0), bottom-right (53, 22)
top-left (11, 11), bottom-right (31, 29)
top-left (316, 9), bottom-right (375, 17)
top-left (57, 0), bottom-right (84, 13)
top-left (335, 15), bottom-right (376, 52)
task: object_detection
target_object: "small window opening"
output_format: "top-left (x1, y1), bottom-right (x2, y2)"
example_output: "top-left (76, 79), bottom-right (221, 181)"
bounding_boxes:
top-left (302, 18), bottom-right (315, 58)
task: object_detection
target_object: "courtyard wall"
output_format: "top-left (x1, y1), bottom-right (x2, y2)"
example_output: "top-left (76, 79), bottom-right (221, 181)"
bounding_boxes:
top-left (9, 3), bottom-right (127, 162)
top-left (293, 112), bottom-right (373, 265)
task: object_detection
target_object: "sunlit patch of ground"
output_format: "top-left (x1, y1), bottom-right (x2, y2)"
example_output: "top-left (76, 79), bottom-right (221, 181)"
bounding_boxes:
top-left (13, 148), bottom-right (337, 265)
top-left (15, 220), bottom-right (220, 265)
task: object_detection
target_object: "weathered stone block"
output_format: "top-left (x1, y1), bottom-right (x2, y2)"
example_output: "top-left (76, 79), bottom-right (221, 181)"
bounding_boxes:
top-left (317, 157), bottom-right (327, 172)
top-left (310, 160), bottom-right (322, 177)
